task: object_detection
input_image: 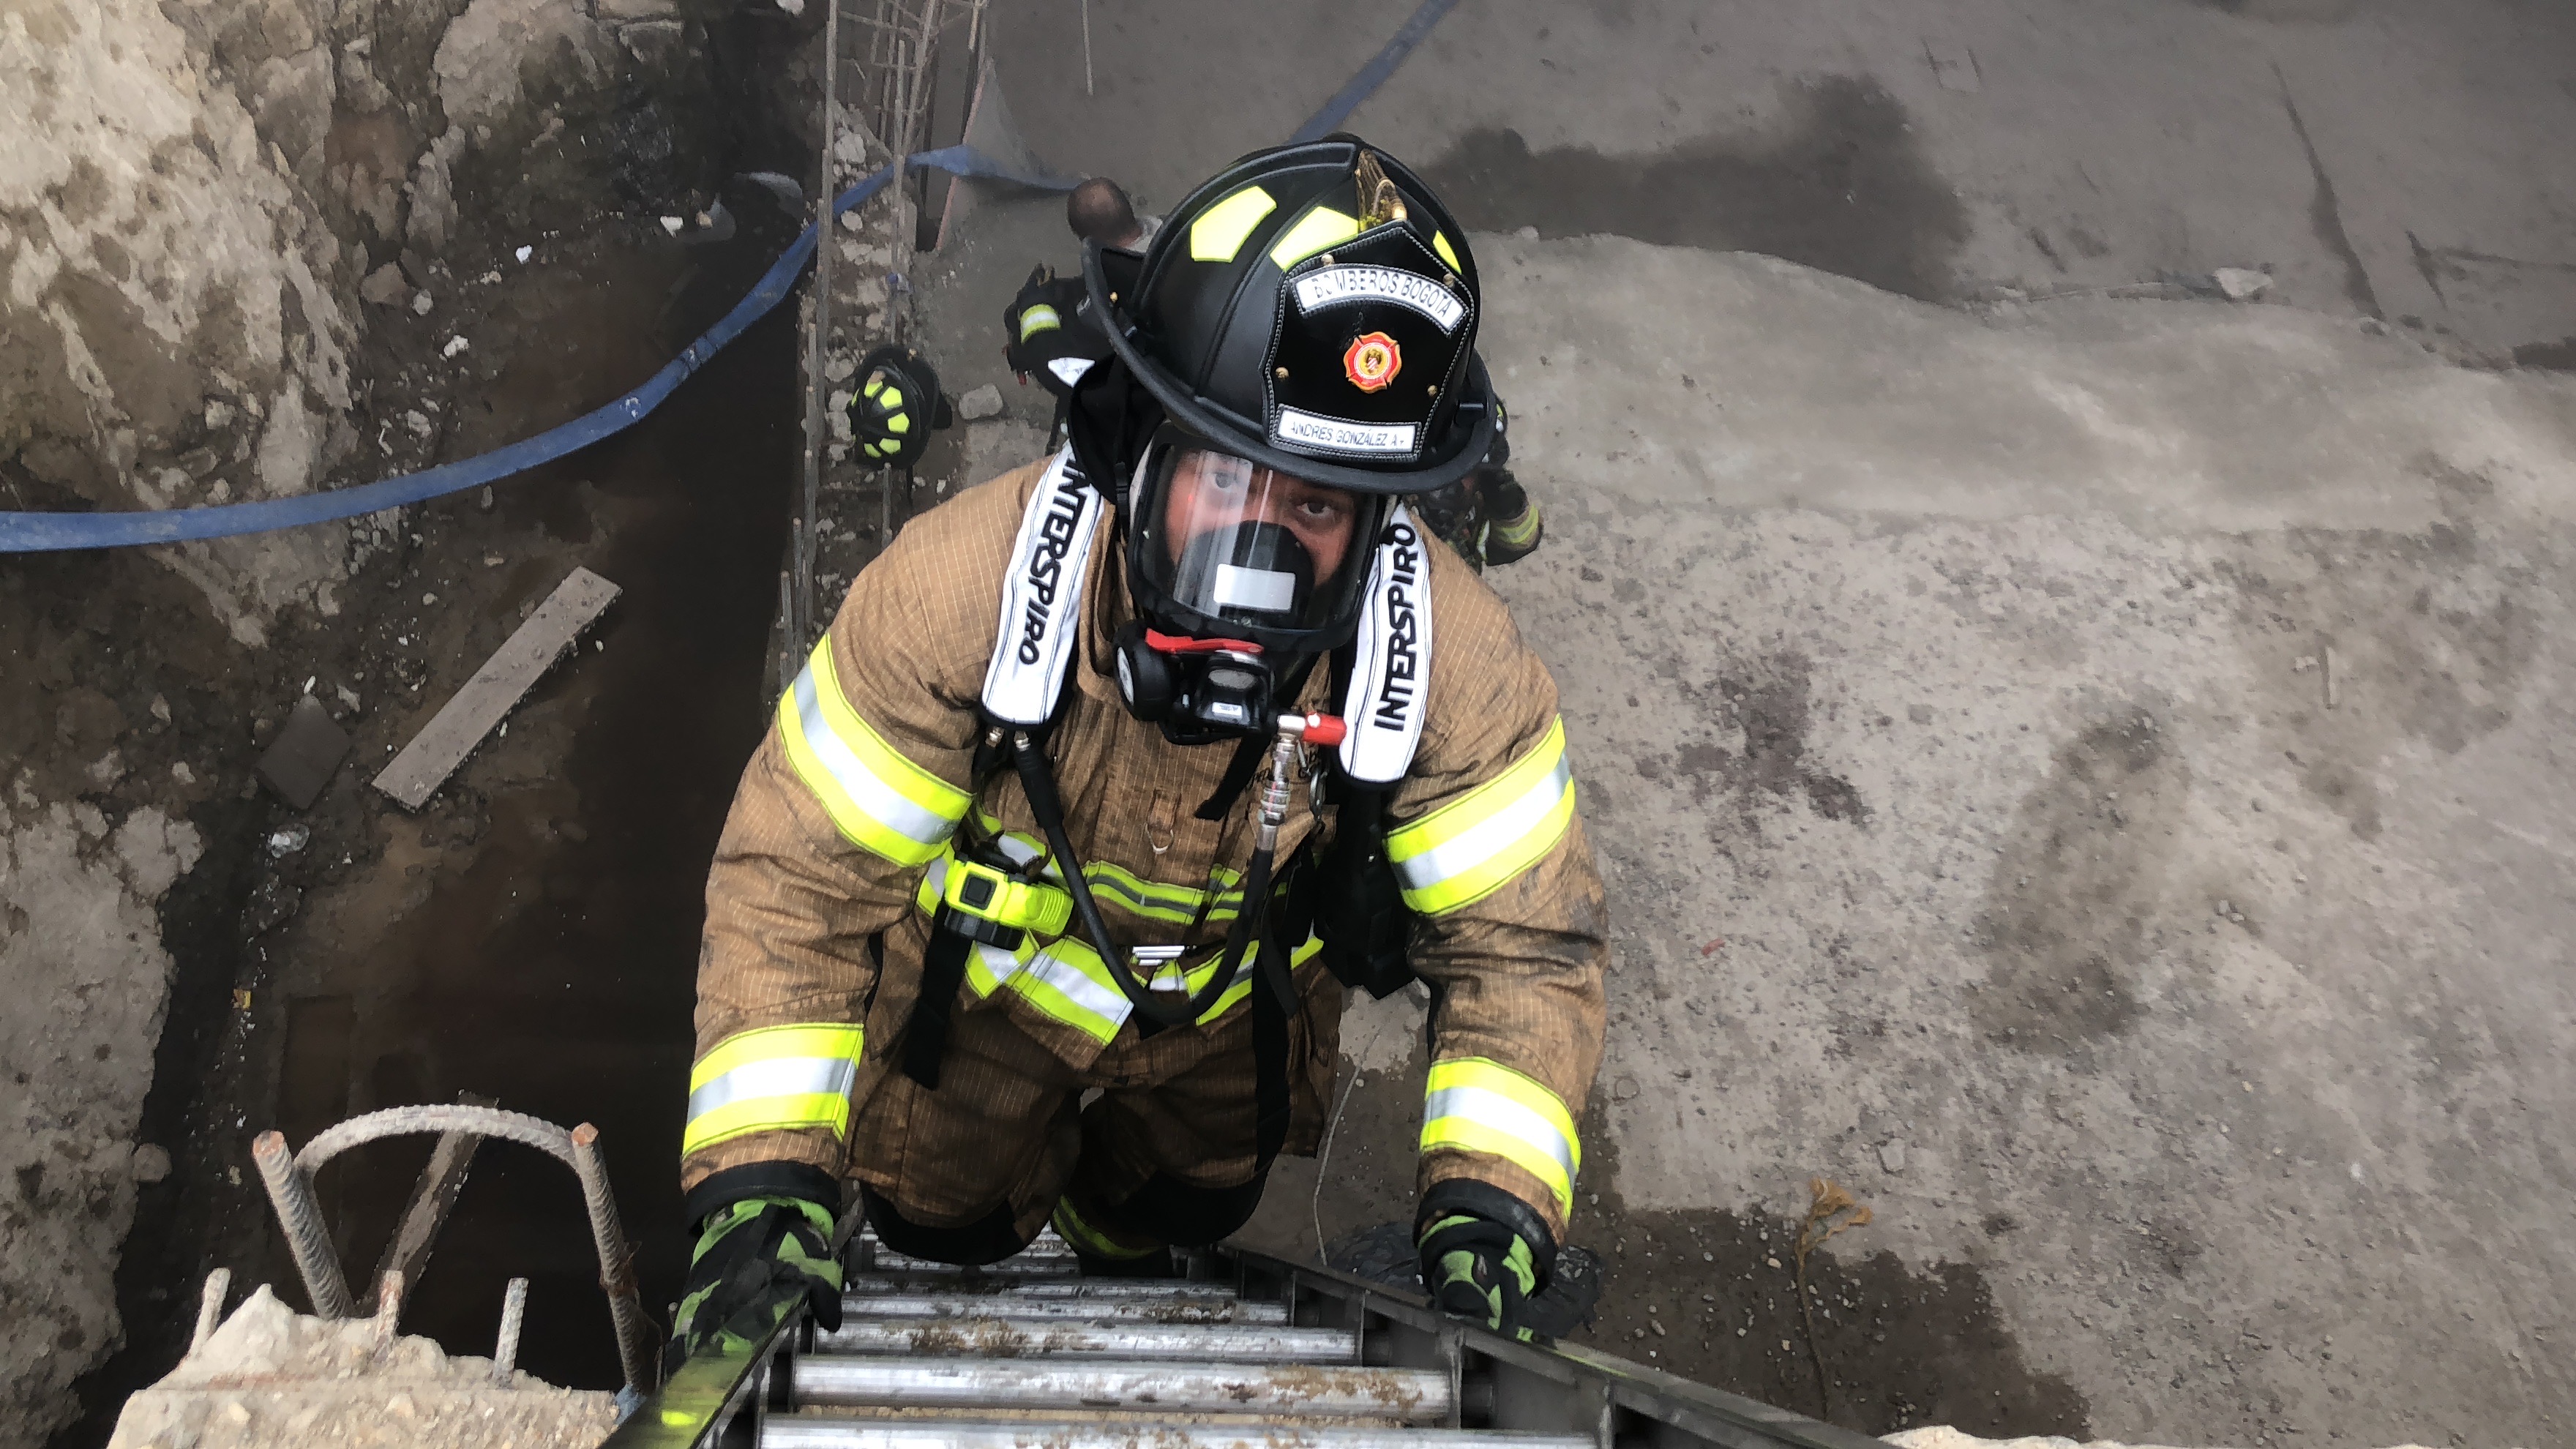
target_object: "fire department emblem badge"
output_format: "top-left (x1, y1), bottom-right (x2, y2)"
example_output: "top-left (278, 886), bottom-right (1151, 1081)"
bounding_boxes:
top-left (1341, 332), bottom-right (1401, 393)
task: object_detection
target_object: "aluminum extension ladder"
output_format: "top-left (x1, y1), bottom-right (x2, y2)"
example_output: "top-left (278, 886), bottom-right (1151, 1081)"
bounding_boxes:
top-left (614, 1227), bottom-right (1887, 1449)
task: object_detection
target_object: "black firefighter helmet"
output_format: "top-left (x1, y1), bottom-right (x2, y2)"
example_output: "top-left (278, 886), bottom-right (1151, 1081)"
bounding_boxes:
top-left (1070, 139), bottom-right (1499, 737)
top-left (846, 344), bottom-right (951, 468)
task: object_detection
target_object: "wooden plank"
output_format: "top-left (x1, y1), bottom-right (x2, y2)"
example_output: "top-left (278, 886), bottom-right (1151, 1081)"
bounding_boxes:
top-left (370, 1093), bottom-right (495, 1320)
top-left (371, 566), bottom-right (620, 810)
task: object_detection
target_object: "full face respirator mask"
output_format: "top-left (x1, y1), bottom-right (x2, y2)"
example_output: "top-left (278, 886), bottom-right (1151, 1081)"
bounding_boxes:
top-left (1111, 433), bottom-right (1390, 744)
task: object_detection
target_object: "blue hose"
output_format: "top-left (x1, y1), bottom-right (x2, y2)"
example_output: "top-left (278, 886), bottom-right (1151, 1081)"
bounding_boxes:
top-left (0, 148), bottom-right (1068, 553)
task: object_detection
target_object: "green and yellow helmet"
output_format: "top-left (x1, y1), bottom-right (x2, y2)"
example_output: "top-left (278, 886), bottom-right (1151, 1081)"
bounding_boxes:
top-left (846, 345), bottom-right (947, 468)
top-left (1077, 137), bottom-right (1499, 497)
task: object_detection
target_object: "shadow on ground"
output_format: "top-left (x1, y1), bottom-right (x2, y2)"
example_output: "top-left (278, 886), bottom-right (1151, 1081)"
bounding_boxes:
top-left (1420, 75), bottom-right (1969, 302)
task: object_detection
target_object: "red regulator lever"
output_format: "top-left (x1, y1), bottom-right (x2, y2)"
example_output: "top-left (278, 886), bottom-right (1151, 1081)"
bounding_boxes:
top-left (1278, 712), bottom-right (1347, 746)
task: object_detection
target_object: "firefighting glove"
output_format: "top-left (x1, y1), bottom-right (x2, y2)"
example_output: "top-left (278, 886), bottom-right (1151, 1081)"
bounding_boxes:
top-left (664, 1195), bottom-right (844, 1374)
top-left (1419, 1212), bottom-right (1543, 1338)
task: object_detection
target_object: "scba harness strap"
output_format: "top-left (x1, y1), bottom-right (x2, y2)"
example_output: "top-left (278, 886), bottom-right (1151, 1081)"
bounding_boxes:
top-left (901, 448), bottom-right (1434, 1088)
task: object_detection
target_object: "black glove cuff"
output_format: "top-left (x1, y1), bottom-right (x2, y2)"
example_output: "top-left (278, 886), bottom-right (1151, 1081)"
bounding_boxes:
top-left (683, 1160), bottom-right (842, 1232)
top-left (1417, 1178), bottom-right (1557, 1284)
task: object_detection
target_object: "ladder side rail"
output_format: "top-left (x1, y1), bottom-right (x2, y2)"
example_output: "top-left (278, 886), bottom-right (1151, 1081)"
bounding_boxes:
top-left (1216, 1246), bottom-right (1887, 1449)
top-left (602, 1280), bottom-right (808, 1448)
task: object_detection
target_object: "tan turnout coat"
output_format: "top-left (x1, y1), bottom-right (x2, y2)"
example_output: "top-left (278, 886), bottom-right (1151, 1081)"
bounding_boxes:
top-left (684, 459), bottom-right (1607, 1242)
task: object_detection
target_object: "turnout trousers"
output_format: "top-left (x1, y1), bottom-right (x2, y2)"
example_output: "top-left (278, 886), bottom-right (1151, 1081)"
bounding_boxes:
top-left (850, 962), bottom-right (1346, 1265)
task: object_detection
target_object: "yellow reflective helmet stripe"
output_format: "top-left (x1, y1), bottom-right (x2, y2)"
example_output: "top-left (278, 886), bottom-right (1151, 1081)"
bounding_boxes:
top-left (777, 639), bottom-right (970, 866)
top-left (684, 1023), bottom-right (864, 1156)
top-left (1386, 719), bottom-right (1576, 915)
top-left (1431, 231), bottom-right (1462, 274)
top-left (1269, 206), bottom-right (1362, 269)
top-left (1017, 304), bottom-right (1063, 340)
top-left (1419, 1056), bottom-right (1579, 1217)
top-left (1191, 185), bottom-right (1278, 262)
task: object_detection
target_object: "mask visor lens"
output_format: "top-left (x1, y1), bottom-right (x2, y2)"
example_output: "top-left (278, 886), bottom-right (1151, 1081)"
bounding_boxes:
top-left (1148, 448), bottom-right (1364, 632)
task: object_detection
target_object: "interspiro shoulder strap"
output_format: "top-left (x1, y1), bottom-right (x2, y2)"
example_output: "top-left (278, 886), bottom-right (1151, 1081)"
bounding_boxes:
top-left (1336, 503), bottom-right (1432, 784)
top-left (981, 448), bottom-right (1107, 727)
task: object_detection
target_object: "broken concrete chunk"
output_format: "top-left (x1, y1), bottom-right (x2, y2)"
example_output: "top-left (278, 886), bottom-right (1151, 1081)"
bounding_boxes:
top-left (413, 290), bottom-right (434, 315)
top-left (1879, 1142), bottom-right (1907, 1174)
top-left (2214, 266), bottom-right (2272, 301)
top-left (255, 696), bottom-right (353, 809)
top-left (440, 336), bottom-right (469, 359)
top-left (372, 568), bottom-right (621, 811)
top-left (956, 383), bottom-right (1006, 422)
top-left (359, 264), bottom-right (411, 307)
top-left (131, 1143), bottom-right (171, 1183)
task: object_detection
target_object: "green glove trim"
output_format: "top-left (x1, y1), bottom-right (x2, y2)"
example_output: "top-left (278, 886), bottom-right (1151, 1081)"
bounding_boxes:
top-left (667, 1194), bottom-right (845, 1372)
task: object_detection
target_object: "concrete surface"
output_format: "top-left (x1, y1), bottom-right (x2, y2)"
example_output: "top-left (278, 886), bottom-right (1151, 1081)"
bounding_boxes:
top-left (983, 0), bottom-right (2576, 360)
top-left (935, 4), bottom-right (2576, 1444)
top-left (0, 797), bottom-right (201, 1448)
top-left (105, 1284), bottom-right (617, 1448)
top-left (1479, 237), bottom-right (2576, 1448)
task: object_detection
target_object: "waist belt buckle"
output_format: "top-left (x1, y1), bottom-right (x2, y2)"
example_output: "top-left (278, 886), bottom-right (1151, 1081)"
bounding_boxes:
top-left (938, 858), bottom-right (1071, 949)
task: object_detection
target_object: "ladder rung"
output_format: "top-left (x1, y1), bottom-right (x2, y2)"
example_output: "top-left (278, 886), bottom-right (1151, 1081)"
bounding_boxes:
top-left (866, 1257), bottom-right (1082, 1278)
top-left (765, 1426), bottom-right (1592, 1449)
top-left (815, 1318), bottom-right (1356, 1363)
top-left (842, 1292), bottom-right (1288, 1325)
top-left (790, 1359), bottom-right (1452, 1422)
top-left (849, 1280), bottom-right (1238, 1300)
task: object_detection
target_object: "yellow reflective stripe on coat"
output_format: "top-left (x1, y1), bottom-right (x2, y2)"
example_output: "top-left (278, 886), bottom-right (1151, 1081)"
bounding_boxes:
top-left (1490, 503), bottom-right (1542, 549)
top-left (1419, 1056), bottom-right (1580, 1216)
top-left (1197, 933), bottom-right (1322, 1024)
top-left (1016, 304), bottom-right (1062, 340)
top-left (1008, 936), bottom-right (1134, 1045)
top-left (777, 640), bottom-right (970, 866)
top-left (684, 1024), bottom-right (864, 1156)
top-left (1087, 861), bottom-right (1246, 925)
top-left (1386, 719), bottom-right (1576, 915)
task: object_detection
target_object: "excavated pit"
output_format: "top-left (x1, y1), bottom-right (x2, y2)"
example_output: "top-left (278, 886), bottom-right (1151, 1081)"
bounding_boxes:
top-left (13, 0), bottom-right (823, 1439)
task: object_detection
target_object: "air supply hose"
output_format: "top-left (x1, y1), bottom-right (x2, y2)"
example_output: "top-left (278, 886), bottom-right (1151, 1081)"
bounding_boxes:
top-left (1011, 730), bottom-right (1270, 1030)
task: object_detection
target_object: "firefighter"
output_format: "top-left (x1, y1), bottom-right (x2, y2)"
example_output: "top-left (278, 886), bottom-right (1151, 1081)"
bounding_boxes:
top-left (1002, 177), bottom-right (1157, 443)
top-left (667, 138), bottom-right (1607, 1366)
top-left (1412, 405), bottom-right (1546, 572)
